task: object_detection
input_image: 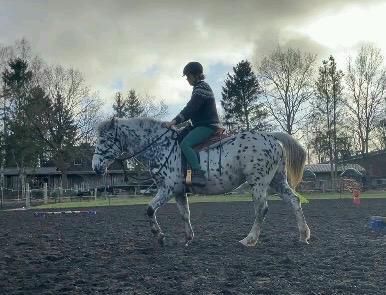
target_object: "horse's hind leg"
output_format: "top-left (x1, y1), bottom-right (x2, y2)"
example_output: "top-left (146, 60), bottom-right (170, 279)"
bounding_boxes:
top-left (271, 162), bottom-right (310, 243)
top-left (175, 193), bottom-right (194, 246)
top-left (239, 185), bottom-right (269, 247)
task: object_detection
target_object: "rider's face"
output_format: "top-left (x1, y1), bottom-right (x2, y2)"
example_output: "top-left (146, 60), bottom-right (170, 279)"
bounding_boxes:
top-left (186, 74), bottom-right (197, 86)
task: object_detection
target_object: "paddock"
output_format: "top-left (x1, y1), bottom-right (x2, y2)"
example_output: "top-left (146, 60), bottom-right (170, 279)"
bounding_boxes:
top-left (1, 198), bottom-right (385, 294)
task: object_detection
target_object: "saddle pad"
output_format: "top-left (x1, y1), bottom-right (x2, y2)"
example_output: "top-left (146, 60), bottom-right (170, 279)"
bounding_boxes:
top-left (193, 133), bottom-right (235, 151)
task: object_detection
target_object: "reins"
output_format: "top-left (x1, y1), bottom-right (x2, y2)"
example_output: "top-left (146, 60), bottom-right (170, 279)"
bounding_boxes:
top-left (116, 127), bottom-right (178, 182)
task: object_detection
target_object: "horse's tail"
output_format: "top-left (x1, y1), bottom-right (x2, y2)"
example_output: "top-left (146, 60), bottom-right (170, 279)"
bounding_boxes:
top-left (271, 132), bottom-right (306, 189)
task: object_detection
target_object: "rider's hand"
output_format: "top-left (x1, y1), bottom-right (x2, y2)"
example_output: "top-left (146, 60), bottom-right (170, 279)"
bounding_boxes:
top-left (162, 120), bottom-right (176, 128)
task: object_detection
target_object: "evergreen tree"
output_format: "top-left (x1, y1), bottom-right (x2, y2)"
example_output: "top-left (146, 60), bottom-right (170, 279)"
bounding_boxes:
top-left (30, 90), bottom-right (78, 188)
top-left (2, 58), bottom-right (33, 116)
top-left (113, 89), bottom-right (168, 119)
top-left (112, 91), bottom-right (128, 118)
top-left (50, 91), bottom-right (78, 181)
top-left (126, 89), bottom-right (144, 117)
top-left (1, 58), bottom-right (39, 166)
top-left (1, 58), bottom-right (42, 197)
top-left (221, 60), bottom-right (268, 131)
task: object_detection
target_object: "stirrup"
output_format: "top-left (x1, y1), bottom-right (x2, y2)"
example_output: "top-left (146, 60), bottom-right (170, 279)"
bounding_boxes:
top-left (186, 169), bottom-right (192, 186)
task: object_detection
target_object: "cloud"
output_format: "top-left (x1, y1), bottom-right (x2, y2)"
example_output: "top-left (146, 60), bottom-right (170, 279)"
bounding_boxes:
top-left (0, 0), bottom-right (384, 118)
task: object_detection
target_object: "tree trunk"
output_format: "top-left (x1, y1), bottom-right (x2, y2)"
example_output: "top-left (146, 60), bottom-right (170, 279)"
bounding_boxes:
top-left (333, 98), bottom-right (338, 192)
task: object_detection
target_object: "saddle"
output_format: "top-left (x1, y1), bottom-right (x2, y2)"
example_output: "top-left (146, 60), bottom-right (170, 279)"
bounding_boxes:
top-left (176, 124), bottom-right (234, 186)
top-left (176, 124), bottom-right (232, 151)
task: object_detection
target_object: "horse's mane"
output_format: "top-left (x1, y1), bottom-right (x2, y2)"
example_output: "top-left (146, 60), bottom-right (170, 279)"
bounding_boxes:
top-left (97, 117), bottom-right (163, 134)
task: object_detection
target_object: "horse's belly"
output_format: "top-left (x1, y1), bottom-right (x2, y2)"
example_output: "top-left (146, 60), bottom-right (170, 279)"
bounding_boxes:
top-left (194, 173), bottom-right (244, 195)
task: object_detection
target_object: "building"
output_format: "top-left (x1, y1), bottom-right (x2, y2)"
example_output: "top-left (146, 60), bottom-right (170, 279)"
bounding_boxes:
top-left (338, 150), bottom-right (386, 189)
top-left (0, 148), bottom-right (153, 198)
top-left (299, 163), bottom-right (366, 192)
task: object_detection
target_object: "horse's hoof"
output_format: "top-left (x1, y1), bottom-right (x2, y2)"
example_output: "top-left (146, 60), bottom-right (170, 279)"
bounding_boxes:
top-left (299, 238), bottom-right (310, 245)
top-left (184, 239), bottom-right (193, 247)
top-left (239, 237), bottom-right (257, 247)
top-left (158, 234), bottom-right (165, 246)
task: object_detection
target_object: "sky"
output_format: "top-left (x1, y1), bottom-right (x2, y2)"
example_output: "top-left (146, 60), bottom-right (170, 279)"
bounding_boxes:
top-left (1, 0), bottom-right (386, 120)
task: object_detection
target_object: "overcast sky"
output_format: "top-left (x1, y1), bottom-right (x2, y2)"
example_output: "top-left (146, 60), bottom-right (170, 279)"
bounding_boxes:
top-left (1, 0), bottom-right (386, 119)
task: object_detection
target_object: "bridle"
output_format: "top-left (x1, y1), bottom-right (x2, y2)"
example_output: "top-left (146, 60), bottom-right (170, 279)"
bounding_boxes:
top-left (97, 126), bottom-right (179, 182)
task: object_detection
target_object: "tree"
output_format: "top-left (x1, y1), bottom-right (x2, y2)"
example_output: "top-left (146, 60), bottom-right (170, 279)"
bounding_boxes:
top-left (126, 89), bottom-right (144, 117)
top-left (221, 60), bottom-right (269, 131)
top-left (306, 111), bottom-right (328, 163)
top-left (112, 91), bottom-right (129, 118)
top-left (141, 94), bottom-right (168, 119)
top-left (374, 123), bottom-right (386, 150)
top-left (36, 65), bottom-right (102, 189)
top-left (1, 58), bottom-right (42, 198)
top-left (113, 89), bottom-right (168, 119)
top-left (345, 44), bottom-right (386, 155)
top-left (307, 113), bottom-right (354, 164)
top-left (258, 46), bottom-right (317, 135)
top-left (314, 55), bottom-right (344, 190)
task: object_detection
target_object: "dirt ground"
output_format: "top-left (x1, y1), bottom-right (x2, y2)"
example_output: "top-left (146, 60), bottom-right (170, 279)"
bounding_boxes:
top-left (1, 198), bottom-right (386, 295)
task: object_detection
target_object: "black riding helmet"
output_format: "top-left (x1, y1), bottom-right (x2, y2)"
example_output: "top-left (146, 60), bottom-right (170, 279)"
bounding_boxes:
top-left (183, 62), bottom-right (203, 76)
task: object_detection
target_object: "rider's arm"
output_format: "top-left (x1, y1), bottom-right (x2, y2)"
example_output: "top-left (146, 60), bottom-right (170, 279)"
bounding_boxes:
top-left (173, 85), bottom-right (209, 124)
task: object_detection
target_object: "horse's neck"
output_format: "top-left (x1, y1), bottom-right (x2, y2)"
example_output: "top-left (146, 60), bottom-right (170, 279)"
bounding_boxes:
top-left (120, 122), bottom-right (174, 163)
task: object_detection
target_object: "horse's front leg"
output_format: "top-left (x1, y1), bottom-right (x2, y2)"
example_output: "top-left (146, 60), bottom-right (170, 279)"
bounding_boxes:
top-left (147, 187), bottom-right (173, 246)
top-left (175, 193), bottom-right (194, 246)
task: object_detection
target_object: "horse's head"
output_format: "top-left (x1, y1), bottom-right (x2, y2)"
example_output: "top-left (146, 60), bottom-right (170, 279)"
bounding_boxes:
top-left (92, 118), bottom-right (121, 175)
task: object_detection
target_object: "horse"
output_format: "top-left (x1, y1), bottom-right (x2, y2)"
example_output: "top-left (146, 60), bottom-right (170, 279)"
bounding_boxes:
top-left (92, 117), bottom-right (310, 247)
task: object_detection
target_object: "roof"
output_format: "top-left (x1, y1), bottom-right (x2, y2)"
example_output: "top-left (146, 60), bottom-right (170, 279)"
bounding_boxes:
top-left (339, 149), bottom-right (386, 162)
top-left (304, 163), bottom-right (365, 173)
top-left (1, 167), bottom-right (61, 176)
top-left (0, 167), bottom-right (152, 176)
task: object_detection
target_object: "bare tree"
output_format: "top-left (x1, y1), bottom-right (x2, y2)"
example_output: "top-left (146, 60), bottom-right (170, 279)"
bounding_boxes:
top-left (345, 44), bottom-right (386, 155)
top-left (33, 65), bottom-right (102, 188)
top-left (258, 46), bottom-right (317, 135)
top-left (314, 55), bottom-right (344, 190)
top-left (373, 123), bottom-right (386, 150)
top-left (141, 94), bottom-right (168, 119)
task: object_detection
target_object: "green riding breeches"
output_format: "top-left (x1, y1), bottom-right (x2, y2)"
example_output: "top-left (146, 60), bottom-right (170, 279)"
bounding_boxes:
top-left (180, 126), bottom-right (215, 171)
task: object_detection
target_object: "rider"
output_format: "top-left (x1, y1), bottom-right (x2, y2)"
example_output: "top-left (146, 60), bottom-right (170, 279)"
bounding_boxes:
top-left (163, 62), bottom-right (220, 186)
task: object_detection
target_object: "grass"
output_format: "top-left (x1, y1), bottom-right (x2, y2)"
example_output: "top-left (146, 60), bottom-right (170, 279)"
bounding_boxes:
top-left (31, 191), bottom-right (386, 210)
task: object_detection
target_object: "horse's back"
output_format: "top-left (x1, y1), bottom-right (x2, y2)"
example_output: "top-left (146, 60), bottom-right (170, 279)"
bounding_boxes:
top-left (195, 131), bottom-right (284, 194)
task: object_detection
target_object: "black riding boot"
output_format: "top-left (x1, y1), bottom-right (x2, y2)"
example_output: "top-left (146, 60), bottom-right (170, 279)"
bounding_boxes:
top-left (192, 169), bottom-right (206, 187)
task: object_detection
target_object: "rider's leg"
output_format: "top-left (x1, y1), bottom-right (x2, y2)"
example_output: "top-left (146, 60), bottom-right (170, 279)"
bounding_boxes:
top-left (180, 126), bottom-right (214, 170)
top-left (180, 126), bottom-right (215, 185)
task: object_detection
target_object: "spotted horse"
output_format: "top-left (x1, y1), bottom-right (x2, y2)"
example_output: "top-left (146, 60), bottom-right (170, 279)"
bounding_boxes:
top-left (92, 117), bottom-right (310, 247)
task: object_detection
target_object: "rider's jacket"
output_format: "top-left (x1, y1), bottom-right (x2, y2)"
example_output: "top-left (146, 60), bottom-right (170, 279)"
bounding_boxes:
top-left (173, 80), bottom-right (220, 128)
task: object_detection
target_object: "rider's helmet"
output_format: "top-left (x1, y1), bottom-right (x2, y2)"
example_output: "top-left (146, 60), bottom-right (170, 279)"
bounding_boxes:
top-left (183, 62), bottom-right (203, 76)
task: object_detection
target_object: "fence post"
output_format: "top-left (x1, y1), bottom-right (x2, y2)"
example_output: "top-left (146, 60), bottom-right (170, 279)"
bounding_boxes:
top-left (59, 187), bottom-right (63, 203)
top-left (0, 171), bottom-right (4, 209)
top-left (94, 188), bottom-right (97, 201)
top-left (44, 183), bottom-right (48, 204)
top-left (25, 183), bottom-right (30, 209)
